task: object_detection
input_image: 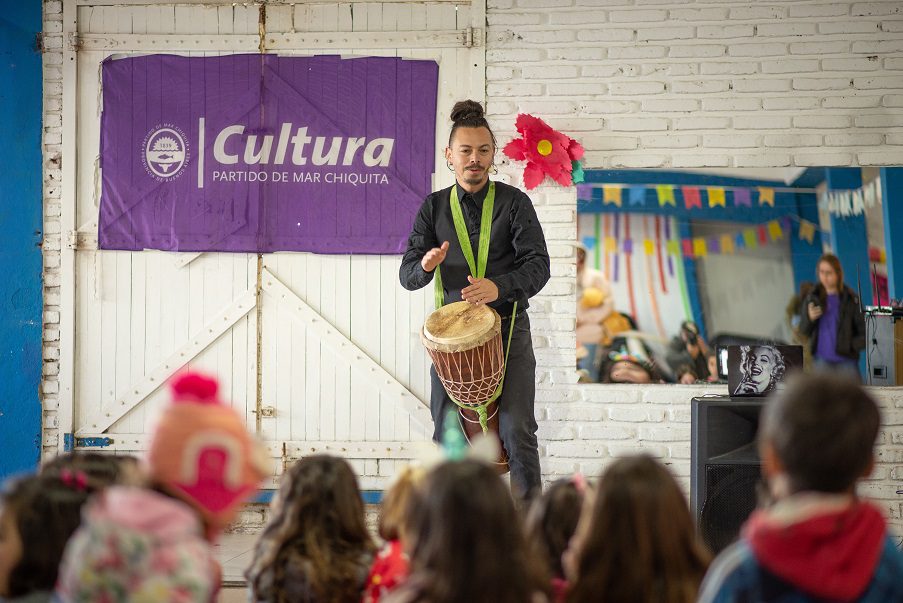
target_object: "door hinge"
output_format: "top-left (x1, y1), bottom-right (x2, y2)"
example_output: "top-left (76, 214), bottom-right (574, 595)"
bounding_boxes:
top-left (67, 33), bottom-right (81, 52)
top-left (463, 27), bottom-right (474, 48)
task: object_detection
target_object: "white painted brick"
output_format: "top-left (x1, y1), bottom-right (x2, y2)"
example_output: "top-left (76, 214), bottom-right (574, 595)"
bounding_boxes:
top-left (697, 24), bottom-right (754, 39)
top-left (790, 3), bottom-right (851, 18)
top-left (487, 82), bottom-right (544, 96)
top-left (574, 0), bottom-right (631, 5)
top-left (44, 329), bottom-right (59, 342)
top-left (487, 12), bottom-right (546, 25)
top-left (575, 28), bottom-right (635, 43)
top-left (547, 10), bottom-right (607, 25)
top-left (883, 94), bottom-right (903, 106)
top-left (793, 77), bottom-right (852, 91)
top-left (44, 1), bottom-right (62, 14)
top-left (579, 425), bottom-right (637, 440)
top-left (547, 83), bottom-right (609, 96)
top-left (515, 0), bottom-right (571, 6)
top-left (42, 380), bottom-right (59, 394)
top-left (493, 29), bottom-right (576, 45)
top-left (641, 63), bottom-right (699, 77)
top-left (825, 133), bottom-right (885, 146)
top-left (794, 115), bottom-right (853, 129)
top-left (44, 98), bottom-right (62, 112)
top-left (853, 3), bottom-right (903, 17)
top-left (537, 423), bottom-right (578, 441)
top-left (794, 152), bottom-right (854, 166)
top-left (546, 441), bottom-right (606, 457)
top-left (858, 150), bottom-right (903, 165)
top-left (730, 6), bottom-right (786, 20)
top-left (545, 117), bottom-right (606, 131)
top-left (486, 65), bottom-right (514, 80)
top-left (43, 310), bottom-right (60, 324)
top-left (855, 75), bottom-right (903, 89)
top-left (580, 64), bottom-right (626, 78)
top-left (885, 133), bottom-right (903, 144)
top-left (672, 155), bottom-right (731, 168)
top-left (609, 81), bottom-right (665, 95)
top-left (609, 46), bottom-right (668, 60)
top-left (764, 133), bottom-right (825, 147)
top-left (761, 59), bottom-right (820, 74)
top-left (763, 96), bottom-right (821, 110)
top-left (541, 460), bottom-right (580, 475)
top-left (43, 347), bottom-right (60, 361)
top-left (729, 43), bottom-right (789, 57)
top-left (672, 80), bottom-right (730, 94)
top-left (580, 135), bottom-right (639, 151)
top-left (735, 153), bottom-right (792, 167)
top-left (607, 117), bottom-right (669, 131)
top-left (822, 95), bottom-right (881, 108)
top-left (486, 100), bottom-right (516, 116)
top-left (819, 21), bottom-right (882, 34)
top-left (43, 20), bottom-right (62, 34)
top-left (44, 291), bottom-right (60, 305)
top-left (608, 444), bottom-right (668, 458)
top-left (886, 58), bottom-right (903, 70)
top-left (761, 22), bottom-right (819, 37)
top-left (857, 114), bottom-right (903, 128)
top-left (515, 100), bottom-right (577, 114)
top-left (42, 36), bottom-right (61, 50)
top-left (668, 44), bottom-right (726, 58)
top-left (521, 65), bottom-right (580, 79)
top-left (700, 62), bottom-right (758, 76)
top-left (673, 116), bottom-right (731, 130)
top-left (609, 9), bottom-right (667, 23)
top-left (636, 26), bottom-right (695, 41)
top-left (642, 134), bottom-right (699, 148)
top-left (608, 407), bottom-right (665, 422)
top-left (733, 78), bottom-right (792, 93)
top-left (487, 48), bottom-right (546, 62)
top-left (701, 98), bottom-right (762, 111)
top-left (702, 134), bottom-right (761, 148)
top-left (640, 98), bottom-right (699, 112)
top-left (43, 131), bottom-right (62, 145)
top-left (852, 40), bottom-right (903, 53)
top-left (547, 48), bottom-right (607, 61)
top-left (790, 41), bottom-right (851, 55)
top-left (881, 20), bottom-right (903, 32)
top-left (488, 0), bottom-right (514, 8)
top-left (609, 154), bottom-right (667, 168)
top-left (639, 425), bottom-right (691, 442)
top-left (733, 115), bottom-right (792, 129)
top-left (669, 8), bottom-right (729, 21)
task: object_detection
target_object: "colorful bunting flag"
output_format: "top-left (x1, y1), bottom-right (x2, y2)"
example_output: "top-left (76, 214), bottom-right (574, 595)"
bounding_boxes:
top-left (799, 220), bottom-right (816, 244)
top-left (708, 188), bottom-right (726, 208)
top-left (720, 234), bottom-right (735, 254)
top-left (683, 186), bottom-right (702, 209)
top-left (629, 186), bottom-right (645, 206)
top-left (736, 232), bottom-right (747, 250)
top-left (666, 239), bottom-right (680, 255)
top-left (644, 239), bottom-right (655, 255)
top-left (623, 238), bottom-right (633, 254)
top-left (604, 236), bottom-right (617, 252)
top-left (603, 185), bottom-right (622, 207)
top-left (757, 225), bottom-right (768, 245)
top-left (733, 188), bottom-right (752, 207)
top-left (758, 187), bottom-right (775, 207)
top-left (743, 229), bottom-right (757, 249)
top-left (708, 237), bottom-right (721, 254)
top-left (693, 238), bottom-right (707, 257)
top-left (682, 239), bottom-right (693, 257)
top-left (767, 220), bottom-right (783, 241)
top-left (656, 185), bottom-right (676, 207)
top-left (576, 184), bottom-right (593, 200)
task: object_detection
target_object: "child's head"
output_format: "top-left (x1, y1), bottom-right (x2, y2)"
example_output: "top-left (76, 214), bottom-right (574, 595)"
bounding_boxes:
top-left (247, 455), bottom-right (374, 601)
top-left (378, 465), bottom-right (426, 543)
top-left (759, 373), bottom-right (879, 495)
top-left (0, 473), bottom-right (97, 597)
top-left (403, 459), bottom-right (545, 603)
top-left (42, 452), bottom-right (143, 487)
top-left (525, 477), bottom-right (585, 580)
top-left (147, 371), bottom-right (269, 535)
top-left (566, 455), bottom-right (710, 603)
top-left (706, 352), bottom-right (718, 379)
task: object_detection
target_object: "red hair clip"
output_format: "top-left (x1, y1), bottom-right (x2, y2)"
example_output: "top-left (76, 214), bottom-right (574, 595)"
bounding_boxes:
top-left (60, 469), bottom-right (88, 491)
top-left (571, 472), bottom-right (588, 494)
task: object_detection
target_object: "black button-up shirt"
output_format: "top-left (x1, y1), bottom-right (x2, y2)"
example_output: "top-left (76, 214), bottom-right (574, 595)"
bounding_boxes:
top-left (399, 179), bottom-right (551, 315)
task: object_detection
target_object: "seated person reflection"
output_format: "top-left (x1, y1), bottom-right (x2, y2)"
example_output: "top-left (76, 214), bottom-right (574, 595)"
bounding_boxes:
top-left (732, 345), bottom-right (785, 395)
top-left (666, 321), bottom-right (710, 382)
top-left (601, 353), bottom-right (664, 384)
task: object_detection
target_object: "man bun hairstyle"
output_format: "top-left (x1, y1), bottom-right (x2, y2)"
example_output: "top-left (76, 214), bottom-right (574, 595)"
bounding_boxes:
top-left (448, 99), bottom-right (497, 149)
top-left (759, 372), bottom-right (880, 494)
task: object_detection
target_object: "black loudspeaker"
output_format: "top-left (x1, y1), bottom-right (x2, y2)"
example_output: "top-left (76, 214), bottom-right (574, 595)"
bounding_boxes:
top-left (691, 397), bottom-right (765, 554)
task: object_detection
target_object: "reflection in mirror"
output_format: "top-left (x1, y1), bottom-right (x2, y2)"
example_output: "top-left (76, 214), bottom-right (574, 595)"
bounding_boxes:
top-left (575, 167), bottom-right (902, 386)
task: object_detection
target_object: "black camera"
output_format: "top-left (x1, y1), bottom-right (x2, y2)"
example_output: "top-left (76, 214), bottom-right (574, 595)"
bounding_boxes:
top-left (681, 321), bottom-right (699, 345)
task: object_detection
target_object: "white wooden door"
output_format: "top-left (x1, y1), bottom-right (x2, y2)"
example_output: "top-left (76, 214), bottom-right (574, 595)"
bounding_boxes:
top-left (59, 0), bottom-right (485, 490)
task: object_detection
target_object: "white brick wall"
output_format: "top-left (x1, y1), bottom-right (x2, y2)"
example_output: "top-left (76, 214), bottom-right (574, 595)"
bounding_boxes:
top-left (40, 0), bottom-right (903, 538)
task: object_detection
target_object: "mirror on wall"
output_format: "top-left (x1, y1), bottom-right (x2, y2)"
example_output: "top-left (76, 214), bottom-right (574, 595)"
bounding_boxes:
top-left (575, 167), bottom-right (901, 386)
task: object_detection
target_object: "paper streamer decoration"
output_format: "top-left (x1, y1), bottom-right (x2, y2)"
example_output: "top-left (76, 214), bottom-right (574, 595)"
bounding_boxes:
top-left (657, 185), bottom-right (676, 206)
top-left (603, 185), bottom-right (622, 207)
top-left (683, 186), bottom-right (702, 209)
top-left (623, 215), bottom-right (637, 323)
top-left (758, 187), bottom-right (775, 206)
top-left (604, 237), bottom-right (617, 252)
top-left (733, 188), bottom-right (752, 207)
top-left (708, 188), bottom-right (726, 207)
top-left (655, 216), bottom-right (668, 293)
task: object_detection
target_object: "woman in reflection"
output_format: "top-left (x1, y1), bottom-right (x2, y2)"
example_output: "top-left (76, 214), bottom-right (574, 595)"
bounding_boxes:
top-left (733, 345), bottom-right (785, 395)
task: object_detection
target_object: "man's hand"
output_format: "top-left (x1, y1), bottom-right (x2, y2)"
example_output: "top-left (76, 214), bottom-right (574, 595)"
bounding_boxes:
top-left (461, 276), bottom-right (499, 306)
top-left (807, 302), bottom-right (823, 321)
top-left (421, 241), bottom-right (449, 272)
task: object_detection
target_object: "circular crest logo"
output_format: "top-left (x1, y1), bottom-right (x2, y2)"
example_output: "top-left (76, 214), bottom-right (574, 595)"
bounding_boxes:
top-left (142, 125), bottom-right (189, 180)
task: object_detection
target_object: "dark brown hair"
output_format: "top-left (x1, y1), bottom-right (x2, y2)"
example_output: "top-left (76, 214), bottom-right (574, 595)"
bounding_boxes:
top-left (246, 455), bottom-right (376, 603)
top-left (393, 460), bottom-right (548, 603)
top-left (814, 253), bottom-right (846, 304)
top-left (2, 473), bottom-right (97, 596)
top-left (525, 479), bottom-right (584, 580)
top-left (566, 456), bottom-right (711, 603)
top-left (448, 100), bottom-right (497, 149)
top-left (759, 372), bottom-right (880, 493)
top-left (41, 452), bottom-right (140, 487)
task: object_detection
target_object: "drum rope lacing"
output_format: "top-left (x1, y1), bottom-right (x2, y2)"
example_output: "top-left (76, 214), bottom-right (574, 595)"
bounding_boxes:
top-left (433, 182), bottom-right (518, 434)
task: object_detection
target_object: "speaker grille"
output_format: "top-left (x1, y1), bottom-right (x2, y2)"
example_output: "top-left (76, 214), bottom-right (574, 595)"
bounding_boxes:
top-left (699, 464), bottom-right (761, 554)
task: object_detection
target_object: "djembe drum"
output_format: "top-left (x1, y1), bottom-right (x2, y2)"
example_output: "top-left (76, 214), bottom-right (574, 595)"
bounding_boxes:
top-left (421, 301), bottom-right (510, 471)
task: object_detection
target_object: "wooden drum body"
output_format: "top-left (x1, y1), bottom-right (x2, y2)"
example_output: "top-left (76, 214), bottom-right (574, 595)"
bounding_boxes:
top-left (421, 301), bottom-right (510, 471)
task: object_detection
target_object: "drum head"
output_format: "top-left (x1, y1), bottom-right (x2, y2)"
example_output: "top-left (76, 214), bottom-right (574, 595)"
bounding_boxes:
top-left (423, 301), bottom-right (498, 347)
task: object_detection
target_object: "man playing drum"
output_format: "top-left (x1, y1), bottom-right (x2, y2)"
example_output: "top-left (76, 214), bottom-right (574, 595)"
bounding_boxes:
top-left (399, 100), bottom-right (551, 500)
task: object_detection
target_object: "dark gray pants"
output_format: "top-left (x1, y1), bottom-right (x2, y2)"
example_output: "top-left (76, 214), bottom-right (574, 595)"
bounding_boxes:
top-left (429, 312), bottom-right (541, 499)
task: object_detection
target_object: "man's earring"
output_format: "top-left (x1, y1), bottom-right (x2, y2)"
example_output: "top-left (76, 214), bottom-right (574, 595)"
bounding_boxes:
top-left (447, 161), bottom-right (454, 172)
top-left (490, 164), bottom-right (499, 175)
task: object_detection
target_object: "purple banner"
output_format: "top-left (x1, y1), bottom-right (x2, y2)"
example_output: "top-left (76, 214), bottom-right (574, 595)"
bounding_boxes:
top-left (98, 54), bottom-right (439, 254)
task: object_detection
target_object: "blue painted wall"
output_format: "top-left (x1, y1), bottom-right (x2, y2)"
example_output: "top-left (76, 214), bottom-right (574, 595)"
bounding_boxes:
top-left (0, 3), bottom-right (44, 479)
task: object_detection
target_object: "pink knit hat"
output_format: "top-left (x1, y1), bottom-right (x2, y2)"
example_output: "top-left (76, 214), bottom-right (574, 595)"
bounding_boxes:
top-left (147, 372), bottom-right (270, 532)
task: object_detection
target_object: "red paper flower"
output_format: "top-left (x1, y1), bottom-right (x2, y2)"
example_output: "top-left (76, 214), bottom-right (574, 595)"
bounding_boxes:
top-left (503, 114), bottom-right (585, 189)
